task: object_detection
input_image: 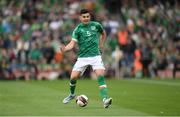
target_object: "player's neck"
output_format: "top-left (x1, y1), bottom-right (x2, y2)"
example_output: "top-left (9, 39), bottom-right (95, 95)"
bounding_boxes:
top-left (82, 22), bottom-right (90, 26)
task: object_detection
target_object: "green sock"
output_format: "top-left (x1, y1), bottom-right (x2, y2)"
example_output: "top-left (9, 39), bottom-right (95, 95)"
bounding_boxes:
top-left (97, 76), bottom-right (108, 99)
top-left (70, 80), bottom-right (77, 95)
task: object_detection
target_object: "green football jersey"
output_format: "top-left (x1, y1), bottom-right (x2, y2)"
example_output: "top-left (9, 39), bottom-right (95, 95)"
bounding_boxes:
top-left (72, 21), bottom-right (104, 57)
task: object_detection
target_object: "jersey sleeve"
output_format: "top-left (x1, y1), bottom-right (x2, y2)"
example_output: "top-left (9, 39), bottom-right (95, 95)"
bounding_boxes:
top-left (72, 27), bottom-right (79, 42)
top-left (96, 22), bottom-right (104, 34)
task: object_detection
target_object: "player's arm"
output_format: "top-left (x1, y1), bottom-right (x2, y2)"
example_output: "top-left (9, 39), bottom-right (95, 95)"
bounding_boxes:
top-left (99, 30), bottom-right (107, 53)
top-left (60, 40), bottom-right (76, 52)
top-left (60, 26), bottom-right (78, 53)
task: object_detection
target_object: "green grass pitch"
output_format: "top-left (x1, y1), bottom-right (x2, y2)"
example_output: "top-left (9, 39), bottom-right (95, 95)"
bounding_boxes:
top-left (0, 79), bottom-right (180, 116)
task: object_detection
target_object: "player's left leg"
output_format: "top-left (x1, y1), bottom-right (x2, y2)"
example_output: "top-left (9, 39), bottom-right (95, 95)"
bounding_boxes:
top-left (95, 69), bottom-right (108, 99)
top-left (94, 69), bottom-right (112, 108)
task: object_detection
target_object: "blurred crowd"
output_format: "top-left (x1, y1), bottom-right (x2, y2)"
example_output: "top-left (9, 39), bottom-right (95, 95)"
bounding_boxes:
top-left (0, 0), bottom-right (180, 80)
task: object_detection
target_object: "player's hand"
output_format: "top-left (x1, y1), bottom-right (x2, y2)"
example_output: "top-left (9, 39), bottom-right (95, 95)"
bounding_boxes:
top-left (59, 44), bottom-right (65, 53)
top-left (99, 46), bottom-right (104, 54)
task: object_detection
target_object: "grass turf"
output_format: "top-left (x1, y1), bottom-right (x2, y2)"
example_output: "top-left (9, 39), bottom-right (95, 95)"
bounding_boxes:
top-left (0, 79), bottom-right (180, 116)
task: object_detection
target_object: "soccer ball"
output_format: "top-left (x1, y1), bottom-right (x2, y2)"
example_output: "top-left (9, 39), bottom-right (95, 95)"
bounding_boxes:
top-left (76, 94), bottom-right (88, 107)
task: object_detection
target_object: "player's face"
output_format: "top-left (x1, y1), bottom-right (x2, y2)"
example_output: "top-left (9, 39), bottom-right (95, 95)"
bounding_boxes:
top-left (80, 13), bottom-right (91, 25)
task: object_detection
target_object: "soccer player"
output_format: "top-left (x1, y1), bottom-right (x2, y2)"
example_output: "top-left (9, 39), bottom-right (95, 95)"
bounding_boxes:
top-left (60, 9), bottom-right (112, 108)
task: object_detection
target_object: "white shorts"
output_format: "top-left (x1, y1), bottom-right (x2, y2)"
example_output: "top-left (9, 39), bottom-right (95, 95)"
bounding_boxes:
top-left (72, 55), bottom-right (105, 74)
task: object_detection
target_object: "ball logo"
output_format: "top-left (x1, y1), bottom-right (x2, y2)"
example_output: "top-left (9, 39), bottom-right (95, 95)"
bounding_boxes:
top-left (76, 95), bottom-right (88, 107)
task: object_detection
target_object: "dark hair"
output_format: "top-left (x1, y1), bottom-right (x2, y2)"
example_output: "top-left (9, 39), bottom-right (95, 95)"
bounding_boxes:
top-left (80, 9), bottom-right (89, 14)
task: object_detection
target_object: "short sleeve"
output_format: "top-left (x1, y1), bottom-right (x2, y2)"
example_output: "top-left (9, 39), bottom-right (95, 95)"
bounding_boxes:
top-left (96, 22), bottom-right (104, 34)
top-left (72, 27), bottom-right (79, 42)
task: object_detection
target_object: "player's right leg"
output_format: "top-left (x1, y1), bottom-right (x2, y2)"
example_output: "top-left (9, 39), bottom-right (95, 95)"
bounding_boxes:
top-left (63, 58), bottom-right (88, 104)
top-left (63, 71), bottom-right (81, 104)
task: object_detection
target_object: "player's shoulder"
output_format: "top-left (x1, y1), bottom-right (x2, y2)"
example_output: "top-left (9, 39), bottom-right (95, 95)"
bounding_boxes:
top-left (74, 23), bottom-right (82, 31)
top-left (90, 21), bottom-right (101, 25)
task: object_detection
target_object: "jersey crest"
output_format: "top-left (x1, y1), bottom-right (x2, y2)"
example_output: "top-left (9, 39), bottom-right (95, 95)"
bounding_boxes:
top-left (91, 26), bottom-right (96, 30)
top-left (81, 29), bottom-right (84, 32)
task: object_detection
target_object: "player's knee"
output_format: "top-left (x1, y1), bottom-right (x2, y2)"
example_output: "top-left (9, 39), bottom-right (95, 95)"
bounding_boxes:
top-left (70, 74), bottom-right (79, 80)
top-left (95, 69), bottom-right (105, 76)
top-left (70, 71), bottom-right (81, 79)
top-left (70, 76), bottom-right (78, 80)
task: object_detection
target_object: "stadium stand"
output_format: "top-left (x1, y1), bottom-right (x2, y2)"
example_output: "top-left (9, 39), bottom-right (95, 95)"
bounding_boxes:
top-left (0, 0), bottom-right (179, 80)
